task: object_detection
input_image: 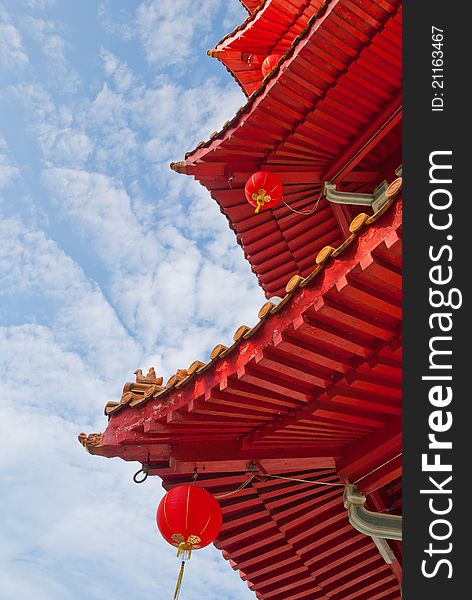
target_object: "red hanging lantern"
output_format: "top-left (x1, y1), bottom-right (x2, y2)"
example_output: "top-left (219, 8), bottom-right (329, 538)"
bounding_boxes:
top-left (157, 485), bottom-right (222, 598)
top-left (261, 53), bottom-right (282, 78)
top-left (245, 171), bottom-right (283, 214)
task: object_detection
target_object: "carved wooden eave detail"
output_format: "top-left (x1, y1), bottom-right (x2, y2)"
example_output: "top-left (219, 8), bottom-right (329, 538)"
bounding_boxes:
top-left (78, 432), bottom-right (103, 455)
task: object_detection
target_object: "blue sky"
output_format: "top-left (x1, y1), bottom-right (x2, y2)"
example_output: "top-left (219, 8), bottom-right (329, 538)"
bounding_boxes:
top-left (0, 1), bottom-right (265, 598)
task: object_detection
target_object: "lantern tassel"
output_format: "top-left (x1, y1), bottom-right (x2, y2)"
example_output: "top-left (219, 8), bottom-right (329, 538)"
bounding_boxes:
top-left (176, 541), bottom-right (193, 561)
top-left (253, 189), bottom-right (271, 214)
top-left (174, 560), bottom-right (186, 600)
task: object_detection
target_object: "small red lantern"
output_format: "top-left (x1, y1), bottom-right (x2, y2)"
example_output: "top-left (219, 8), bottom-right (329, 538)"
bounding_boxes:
top-left (261, 54), bottom-right (282, 78)
top-left (245, 171), bottom-right (283, 214)
top-left (157, 485), bottom-right (222, 598)
top-left (157, 484), bottom-right (222, 556)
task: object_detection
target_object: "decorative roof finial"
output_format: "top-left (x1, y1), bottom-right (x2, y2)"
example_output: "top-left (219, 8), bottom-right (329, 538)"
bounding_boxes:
top-left (134, 367), bottom-right (163, 385)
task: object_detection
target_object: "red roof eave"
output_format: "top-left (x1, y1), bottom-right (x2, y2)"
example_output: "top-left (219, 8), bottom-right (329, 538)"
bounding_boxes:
top-left (212, 1), bottom-right (328, 97)
top-left (88, 194), bottom-right (402, 456)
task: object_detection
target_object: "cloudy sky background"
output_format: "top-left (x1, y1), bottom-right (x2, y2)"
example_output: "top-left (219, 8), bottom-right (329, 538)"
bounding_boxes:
top-left (0, 1), bottom-right (265, 598)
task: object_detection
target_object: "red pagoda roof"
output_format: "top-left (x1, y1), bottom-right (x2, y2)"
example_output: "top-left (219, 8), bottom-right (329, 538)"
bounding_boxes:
top-left (171, 0), bottom-right (402, 298)
top-left (81, 193), bottom-right (402, 599)
top-left (81, 2), bottom-right (403, 597)
top-left (210, 0), bottom-right (326, 97)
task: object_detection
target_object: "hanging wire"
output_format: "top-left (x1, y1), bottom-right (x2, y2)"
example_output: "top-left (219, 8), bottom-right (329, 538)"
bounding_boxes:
top-left (264, 474), bottom-right (344, 487)
top-left (353, 452), bottom-right (402, 485)
top-left (214, 473), bottom-right (258, 499)
top-left (212, 471), bottom-right (344, 500)
top-left (282, 189), bottom-right (323, 216)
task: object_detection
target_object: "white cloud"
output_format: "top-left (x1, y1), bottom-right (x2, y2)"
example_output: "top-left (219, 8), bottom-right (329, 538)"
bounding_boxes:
top-left (87, 82), bottom-right (127, 126)
top-left (135, 0), bottom-right (222, 68)
top-left (0, 324), bottom-right (110, 419)
top-left (4, 2), bottom-right (261, 380)
top-left (40, 165), bottom-right (263, 377)
top-left (35, 168), bottom-right (158, 341)
top-left (134, 77), bottom-right (243, 149)
top-left (22, 0), bottom-right (56, 8)
top-left (0, 136), bottom-right (19, 187)
top-left (83, 73), bottom-right (243, 182)
top-left (40, 167), bottom-right (169, 346)
top-left (25, 16), bottom-right (64, 58)
top-left (100, 48), bottom-right (134, 92)
top-left (41, 167), bottom-right (160, 270)
top-left (23, 16), bottom-right (80, 93)
top-left (98, 0), bottom-right (245, 73)
top-left (0, 217), bottom-right (140, 385)
top-left (6, 83), bottom-right (93, 166)
top-left (97, 0), bottom-right (134, 41)
top-left (0, 163), bottom-right (19, 187)
top-left (0, 7), bottom-right (29, 70)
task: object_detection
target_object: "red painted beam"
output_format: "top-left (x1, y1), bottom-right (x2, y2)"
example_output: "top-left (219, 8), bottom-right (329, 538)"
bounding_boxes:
top-left (336, 416), bottom-right (402, 483)
top-left (322, 93), bottom-right (402, 184)
top-left (170, 455), bottom-right (336, 474)
top-left (170, 440), bottom-right (340, 461)
top-left (330, 203), bottom-right (352, 239)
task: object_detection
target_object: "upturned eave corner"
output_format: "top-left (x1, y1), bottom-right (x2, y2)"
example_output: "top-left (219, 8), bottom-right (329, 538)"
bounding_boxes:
top-left (78, 432), bottom-right (104, 455)
top-left (169, 161), bottom-right (189, 174)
